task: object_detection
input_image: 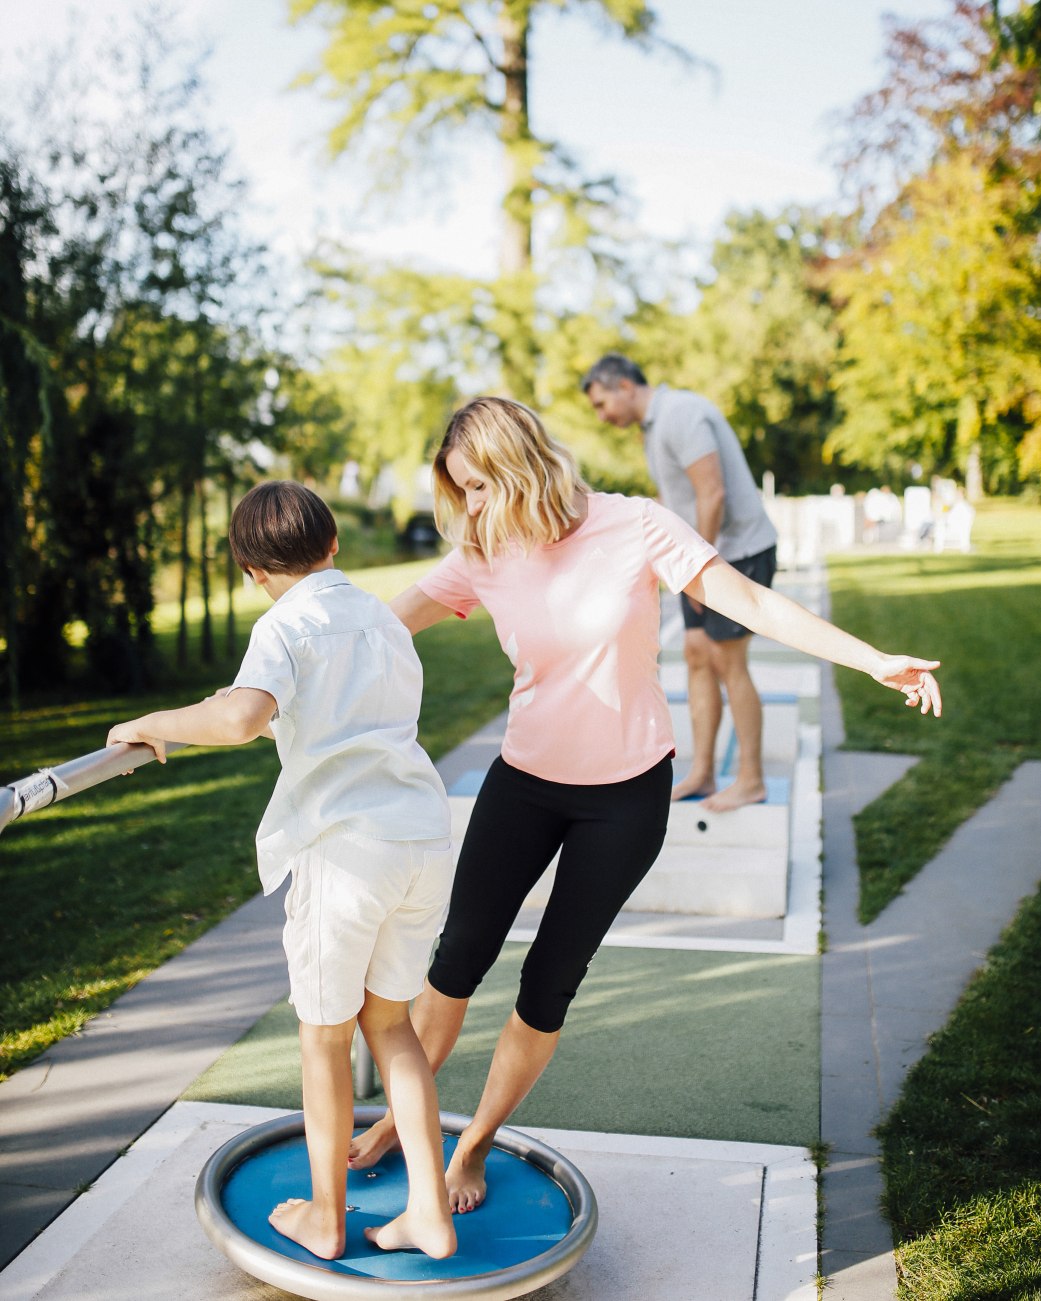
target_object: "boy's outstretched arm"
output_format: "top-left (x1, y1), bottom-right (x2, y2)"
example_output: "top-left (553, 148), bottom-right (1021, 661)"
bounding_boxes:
top-left (107, 688), bottom-right (278, 764)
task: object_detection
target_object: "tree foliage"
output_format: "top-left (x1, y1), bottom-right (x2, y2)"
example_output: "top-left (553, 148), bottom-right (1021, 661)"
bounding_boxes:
top-left (289, 0), bottom-right (701, 398)
top-left (0, 18), bottom-right (289, 700)
top-left (828, 0), bottom-right (1041, 493)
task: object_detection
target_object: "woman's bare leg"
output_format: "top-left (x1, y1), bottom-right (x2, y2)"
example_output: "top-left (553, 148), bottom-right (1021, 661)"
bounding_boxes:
top-left (348, 981), bottom-right (469, 1169)
top-left (445, 1010), bottom-right (560, 1213)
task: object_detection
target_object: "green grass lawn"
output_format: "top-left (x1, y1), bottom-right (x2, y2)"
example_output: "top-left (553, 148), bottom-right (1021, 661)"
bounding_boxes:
top-left (829, 499), bottom-right (1041, 1298)
top-left (0, 559), bottom-right (513, 1079)
top-left (876, 885), bottom-right (1041, 1299)
top-left (827, 500), bottom-right (1041, 923)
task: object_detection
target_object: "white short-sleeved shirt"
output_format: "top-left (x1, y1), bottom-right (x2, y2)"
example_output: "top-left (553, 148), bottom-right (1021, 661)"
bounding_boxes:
top-left (231, 569), bottom-right (450, 894)
top-left (416, 493), bottom-right (717, 785)
top-left (642, 385), bottom-right (777, 563)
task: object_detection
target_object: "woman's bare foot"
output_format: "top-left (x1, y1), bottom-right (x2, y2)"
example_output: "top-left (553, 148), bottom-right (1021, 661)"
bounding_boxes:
top-left (349, 1114), bottom-right (401, 1170)
top-left (364, 1207), bottom-right (456, 1258)
top-left (445, 1138), bottom-right (491, 1213)
top-left (670, 771), bottom-right (717, 802)
top-left (268, 1197), bottom-right (345, 1260)
top-left (702, 780), bottom-right (767, 813)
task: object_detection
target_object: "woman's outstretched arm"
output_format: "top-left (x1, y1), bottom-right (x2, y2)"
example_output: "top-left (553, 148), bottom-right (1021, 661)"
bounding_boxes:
top-left (390, 585), bottom-right (457, 635)
top-left (687, 557), bottom-right (942, 716)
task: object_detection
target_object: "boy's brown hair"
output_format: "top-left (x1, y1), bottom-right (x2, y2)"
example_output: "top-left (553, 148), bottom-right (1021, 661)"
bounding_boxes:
top-left (229, 481), bottom-right (337, 575)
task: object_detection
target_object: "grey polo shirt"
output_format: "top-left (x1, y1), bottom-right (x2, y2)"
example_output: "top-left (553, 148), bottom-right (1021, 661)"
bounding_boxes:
top-left (642, 385), bottom-right (776, 563)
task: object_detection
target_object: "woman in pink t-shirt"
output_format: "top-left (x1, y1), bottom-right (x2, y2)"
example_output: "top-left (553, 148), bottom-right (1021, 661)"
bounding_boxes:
top-left (351, 396), bottom-right (941, 1214)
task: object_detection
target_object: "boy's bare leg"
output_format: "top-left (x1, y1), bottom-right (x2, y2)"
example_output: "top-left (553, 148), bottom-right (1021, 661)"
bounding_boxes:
top-left (671, 627), bottom-right (723, 801)
top-left (269, 1018), bottom-right (356, 1260)
top-left (445, 1010), bottom-right (559, 1213)
top-left (702, 635), bottom-right (767, 812)
top-left (357, 992), bottom-right (456, 1258)
top-left (349, 981), bottom-right (468, 1170)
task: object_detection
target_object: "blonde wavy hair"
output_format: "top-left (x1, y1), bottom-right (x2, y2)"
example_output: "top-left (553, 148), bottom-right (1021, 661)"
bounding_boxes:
top-left (432, 397), bottom-right (589, 561)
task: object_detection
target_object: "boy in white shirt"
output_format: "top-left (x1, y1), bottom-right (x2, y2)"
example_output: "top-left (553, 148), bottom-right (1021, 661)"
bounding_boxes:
top-left (108, 481), bottom-right (456, 1262)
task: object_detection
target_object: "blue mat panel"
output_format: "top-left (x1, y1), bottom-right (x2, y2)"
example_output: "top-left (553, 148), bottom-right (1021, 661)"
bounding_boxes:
top-left (672, 774), bottom-right (791, 805)
top-left (221, 1132), bottom-right (573, 1282)
top-left (665, 689), bottom-right (799, 705)
top-left (447, 769), bottom-right (489, 796)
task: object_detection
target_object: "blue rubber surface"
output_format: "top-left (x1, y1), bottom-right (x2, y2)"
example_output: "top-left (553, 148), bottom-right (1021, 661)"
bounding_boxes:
top-left (447, 769), bottom-right (488, 797)
top-left (221, 1133), bottom-right (574, 1282)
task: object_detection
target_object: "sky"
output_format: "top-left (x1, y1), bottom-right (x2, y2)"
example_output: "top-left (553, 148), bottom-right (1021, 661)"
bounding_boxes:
top-left (2, 0), bottom-right (955, 279)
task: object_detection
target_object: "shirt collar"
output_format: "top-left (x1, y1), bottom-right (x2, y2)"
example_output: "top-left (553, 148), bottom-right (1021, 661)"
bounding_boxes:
top-left (642, 384), bottom-right (669, 431)
top-left (272, 568), bottom-right (350, 608)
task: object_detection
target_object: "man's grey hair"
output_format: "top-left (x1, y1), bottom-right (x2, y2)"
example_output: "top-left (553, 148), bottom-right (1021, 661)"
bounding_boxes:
top-left (580, 353), bottom-right (648, 393)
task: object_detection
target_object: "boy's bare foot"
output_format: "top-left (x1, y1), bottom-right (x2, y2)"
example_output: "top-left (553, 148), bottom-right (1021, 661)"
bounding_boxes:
top-left (364, 1207), bottom-right (456, 1258)
top-left (268, 1197), bottom-right (345, 1260)
top-left (702, 780), bottom-right (767, 813)
top-left (671, 772), bottom-right (717, 802)
top-left (349, 1114), bottom-right (401, 1169)
top-left (445, 1140), bottom-right (489, 1214)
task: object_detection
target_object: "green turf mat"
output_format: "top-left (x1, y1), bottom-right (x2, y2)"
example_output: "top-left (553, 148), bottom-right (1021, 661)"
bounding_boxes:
top-left (183, 943), bottom-right (819, 1146)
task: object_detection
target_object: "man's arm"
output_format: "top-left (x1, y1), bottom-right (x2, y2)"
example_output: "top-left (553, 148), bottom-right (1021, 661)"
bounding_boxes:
top-left (107, 688), bottom-right (278, 764)
top-left (684, 451), bottom-right (726, 547)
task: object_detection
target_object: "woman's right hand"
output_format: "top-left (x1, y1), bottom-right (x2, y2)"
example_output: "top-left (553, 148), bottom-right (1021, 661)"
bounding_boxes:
top-left (870, 657), bottom-right (942, 716)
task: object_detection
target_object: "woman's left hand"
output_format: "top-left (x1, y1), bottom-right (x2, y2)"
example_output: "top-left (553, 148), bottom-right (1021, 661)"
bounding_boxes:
top-left (871, 657), bottom-right (942, 716)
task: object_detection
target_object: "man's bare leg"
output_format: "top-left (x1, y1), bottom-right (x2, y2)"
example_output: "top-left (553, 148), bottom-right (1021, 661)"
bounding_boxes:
top-left (357, 993), bottom-right (456, 1258)
top-left (671, 626), bottom-right (723, 801)
top-left (269, 1018), bottom-right (355, 1259)
top-left (445, 1010), bottom-right (560, 1213)
top-left (348, 982), bottom-right (468, 1169)
top-left (703, 635), bottom-right (767, 812)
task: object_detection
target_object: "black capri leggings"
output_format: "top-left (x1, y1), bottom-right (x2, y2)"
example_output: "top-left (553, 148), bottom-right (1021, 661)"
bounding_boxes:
top-left (427, 753), bottom-right (673, 1034)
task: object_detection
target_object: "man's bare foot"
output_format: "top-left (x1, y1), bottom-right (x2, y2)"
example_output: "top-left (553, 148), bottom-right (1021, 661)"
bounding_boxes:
top-left (445, 1140), bottom-right (489, 1214)
top-left (702, 780), bottom-right (767, 813)
top-left (349, 1114), bottom-right (401, 1170)
top-left (671, 772), bottom-right (717, 802)
top-left (268, 1197), bottom-right (345, 1260)
top-left (364, 1207), bottom-right (456, 1258)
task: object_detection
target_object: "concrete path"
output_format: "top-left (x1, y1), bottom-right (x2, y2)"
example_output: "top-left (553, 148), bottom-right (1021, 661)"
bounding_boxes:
top-left (2, 563), bottom-right (1038, 1300)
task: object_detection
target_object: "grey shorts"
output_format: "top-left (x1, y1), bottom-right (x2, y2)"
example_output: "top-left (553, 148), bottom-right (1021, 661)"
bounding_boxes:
top-left (681, 545), bottom-right (777, 642)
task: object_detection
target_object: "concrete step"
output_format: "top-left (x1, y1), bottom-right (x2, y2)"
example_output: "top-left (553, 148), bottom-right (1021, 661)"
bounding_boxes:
top-left (449, 774), bottom-right (793, 918)
top-left (668, 701), bottom-right (799, 769)
top-left (667, 782), bottom-right (790, 849)
top-left (521, 844), bottom-right (789, 919)
top-left (659, 660), bottom-right (820, 700)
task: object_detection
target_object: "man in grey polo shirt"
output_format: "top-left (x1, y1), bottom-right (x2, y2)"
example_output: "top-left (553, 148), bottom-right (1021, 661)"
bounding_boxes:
top-left (582, 354), bottom-right (777, 811)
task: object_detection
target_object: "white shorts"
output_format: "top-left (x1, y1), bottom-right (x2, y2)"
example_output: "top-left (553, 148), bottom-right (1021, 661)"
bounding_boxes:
top-left (282, 828), bottom-right (454, 1026)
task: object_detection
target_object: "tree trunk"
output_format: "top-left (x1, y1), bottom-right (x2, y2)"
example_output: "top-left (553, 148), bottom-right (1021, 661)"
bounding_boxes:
top-left (198, 477), bottom-right (214, 663)
top-left (499, 5), bottom-right (533, 277)
top-left (225, 472), bottom-right (236, 658)
top-left (496, 3), bottom-right (537, 403)
top-left (177, 481), bottom-right (191, 669)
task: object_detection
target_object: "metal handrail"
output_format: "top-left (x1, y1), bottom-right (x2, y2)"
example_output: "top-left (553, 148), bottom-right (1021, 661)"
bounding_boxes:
top-left (0, 735), bottom-right (379, 1097)
top-left (0, 740), bottom-right (189, 836)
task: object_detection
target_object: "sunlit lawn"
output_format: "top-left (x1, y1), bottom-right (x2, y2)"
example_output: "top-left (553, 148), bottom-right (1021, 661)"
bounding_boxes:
top-left (0, 557), bottom-right (513, 1078)
top-left (876, 886), bottom-right (1041, 1300)
top-left (827, 499), bottom-right (1041, 923)
top-left (828, 499), bottom-right (1041, 1299)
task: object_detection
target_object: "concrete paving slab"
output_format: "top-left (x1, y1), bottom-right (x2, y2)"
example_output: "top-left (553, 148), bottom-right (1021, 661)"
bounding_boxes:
top-left (0, 1103), bottom-right (817, 1301)
top-left (818, 1250), bottom-right (896, 1301)
top-left (821, 1156), bottom-right (891, 1255)
top-left (0, 888), bottom-right (289, 1266)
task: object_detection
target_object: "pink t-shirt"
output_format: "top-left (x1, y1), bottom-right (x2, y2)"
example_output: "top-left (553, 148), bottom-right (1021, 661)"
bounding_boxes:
top-left (417, 493), bottom-right (717, 784)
